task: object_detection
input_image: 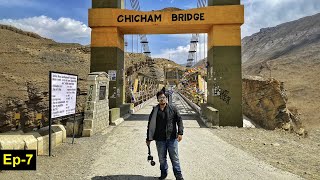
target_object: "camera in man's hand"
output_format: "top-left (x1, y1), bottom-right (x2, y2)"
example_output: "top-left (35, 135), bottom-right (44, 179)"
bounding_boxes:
top-left (147, 154), bottom-right (156, 166)
top-left (147, 144), bottom-right (156, 166)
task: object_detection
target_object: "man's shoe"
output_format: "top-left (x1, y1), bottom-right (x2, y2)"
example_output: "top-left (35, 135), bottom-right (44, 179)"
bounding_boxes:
top-left (158, 174), bottom-right (167, 180)
top-left (176, 176), bottom-right (184, 180)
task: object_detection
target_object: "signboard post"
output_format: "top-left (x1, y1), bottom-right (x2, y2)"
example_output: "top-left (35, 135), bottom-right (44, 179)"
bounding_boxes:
top-left (49, 71), bottom-right (78, 156)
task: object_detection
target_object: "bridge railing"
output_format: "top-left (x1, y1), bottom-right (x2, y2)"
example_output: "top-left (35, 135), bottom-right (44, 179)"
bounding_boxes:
top-left (179, 88), bottom-right (206, 106)
top-left (125, 88), bottom-right (157, 107)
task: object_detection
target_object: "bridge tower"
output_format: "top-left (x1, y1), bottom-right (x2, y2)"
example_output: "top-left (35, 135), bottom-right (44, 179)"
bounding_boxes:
top-left (207, 0), bottom-right (242, 127)
top-left (89, 0), bottom-right (243, 127)
top-left (90, 0), bottom-right (125, 109)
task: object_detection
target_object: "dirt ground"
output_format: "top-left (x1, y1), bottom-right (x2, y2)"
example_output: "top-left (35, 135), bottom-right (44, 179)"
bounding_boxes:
top-left (211, 127), bottom-right (320, 180)
top-left (1, 127), bottom-right (319, 179)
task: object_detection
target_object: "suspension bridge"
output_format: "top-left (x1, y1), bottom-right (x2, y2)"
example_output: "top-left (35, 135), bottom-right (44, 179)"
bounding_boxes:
top-left (81, 2), bottom-right (302, 178)
top-left (0, 1), bottom-right (306, 179)
top-left (90, 0), bottom-right (243, 128)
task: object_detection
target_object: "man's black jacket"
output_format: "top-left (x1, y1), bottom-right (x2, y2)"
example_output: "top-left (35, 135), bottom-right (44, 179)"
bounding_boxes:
top-left (146, 104), bottom-right (183, 141)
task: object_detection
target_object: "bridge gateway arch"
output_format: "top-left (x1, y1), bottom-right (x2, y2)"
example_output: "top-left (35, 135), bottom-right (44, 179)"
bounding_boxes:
top-left (89, 0), bottom-right (244, 127)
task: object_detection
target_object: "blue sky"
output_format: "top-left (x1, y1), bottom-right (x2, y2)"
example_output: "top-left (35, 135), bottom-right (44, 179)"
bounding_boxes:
top-left (0, 0), bottom-right (319, 64)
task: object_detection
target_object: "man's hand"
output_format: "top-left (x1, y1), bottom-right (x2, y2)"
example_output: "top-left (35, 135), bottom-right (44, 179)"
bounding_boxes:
top-left (177, 135), bottom-right (182, 142)
top-left (146, 140), bottom-right (151, 146)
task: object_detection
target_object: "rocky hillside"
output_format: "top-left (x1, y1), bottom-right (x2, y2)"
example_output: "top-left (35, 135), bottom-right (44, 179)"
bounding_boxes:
top-left (242, 13), bottom-right (320, 130)
top-left (194, 13), bottom-right (320, 130)
top-left (125, 53), bottom-right (186, 81)
top-left (156, 7), bottom-right (182, 11)
top-left (153, 57), bottom-right (186, 80)
top-left (242, 13), bottom-right (320, 64)
top-left (0, 24), bottom-right (185, 132)
top-left (242, 76), bottom-right (305, 135)
top-left (0, 25), bottom-right (91, 132)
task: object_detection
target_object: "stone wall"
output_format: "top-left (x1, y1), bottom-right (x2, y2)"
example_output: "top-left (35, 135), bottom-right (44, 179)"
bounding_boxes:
top-left (0, 81), bottom-right (88, 133)
top-left (0, 124), bottom-right (66, 155)
top-left (82, 72), bottom-right (109, 137)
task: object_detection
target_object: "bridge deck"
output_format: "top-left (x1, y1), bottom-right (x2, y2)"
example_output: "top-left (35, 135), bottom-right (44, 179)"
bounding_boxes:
top-left (86, 93), bottom-right (301, 180)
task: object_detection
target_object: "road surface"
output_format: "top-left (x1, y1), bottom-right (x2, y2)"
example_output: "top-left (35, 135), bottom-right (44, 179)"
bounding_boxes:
top-left (86, 93), bottom-right (302, 180)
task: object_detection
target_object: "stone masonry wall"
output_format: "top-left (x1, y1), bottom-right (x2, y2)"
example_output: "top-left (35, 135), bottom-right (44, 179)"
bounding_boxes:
top-left (82, 72), bottom-right (109, 136)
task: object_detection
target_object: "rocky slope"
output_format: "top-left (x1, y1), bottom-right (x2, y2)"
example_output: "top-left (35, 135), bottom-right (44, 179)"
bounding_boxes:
top-left (156, 7), bottom-right (182, 11)
top-left (242, 12), bottom-right (320, 130)
top-left (243, 76), bottom-right (305, 135)
top-left (125, 53), bottom-right (186, 81)
top-left (0, 24), bottom-right (185, 132)
top-left (0, 25), bottom-right (91, 132)
top-left (195, 13), bottom-right (320, 130)
top-left (242, 13), bottom-right (320, 64)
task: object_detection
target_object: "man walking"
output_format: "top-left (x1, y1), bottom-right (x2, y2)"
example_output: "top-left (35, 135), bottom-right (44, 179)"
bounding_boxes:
top-left (146, 90), bottom-right (184, 180)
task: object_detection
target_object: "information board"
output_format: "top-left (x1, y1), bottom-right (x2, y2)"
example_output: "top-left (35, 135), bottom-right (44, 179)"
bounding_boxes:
top-left (108, 70), bottom-right (117, 81)
top-left (50, 72), bottom-right (78, 118)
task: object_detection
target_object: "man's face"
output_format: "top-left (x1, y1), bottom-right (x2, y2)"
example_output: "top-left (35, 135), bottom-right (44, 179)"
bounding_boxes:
top-left (158, 95), bottom-right (167, 105)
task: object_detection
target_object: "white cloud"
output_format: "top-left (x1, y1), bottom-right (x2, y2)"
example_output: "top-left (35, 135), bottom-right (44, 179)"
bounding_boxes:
top-left (153, 45), bottom-right (190, 64)
top-left (156, 0), bottom-right (320, 64)
top-left (242, 0), bottom-right (320, 37)
top-left (167, 34), bottom-right (191, 40)
top-left (183, 4), bottom-right (196, 10)
top-left (153, 34), bottom-right (208, 65)
top-left (195, 42), bottom-right (208, 62)
top-left (0, 16), bottom-right (91, 45)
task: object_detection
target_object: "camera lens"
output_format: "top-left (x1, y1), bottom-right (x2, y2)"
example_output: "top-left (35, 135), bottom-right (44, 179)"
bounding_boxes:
top-left (151, 161), bottom-right (156, 166)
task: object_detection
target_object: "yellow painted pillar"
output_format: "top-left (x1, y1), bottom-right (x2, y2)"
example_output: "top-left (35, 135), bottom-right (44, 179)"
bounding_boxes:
top-left (90, 0), bottom-right (125, 108)
top-left (207, 24), bottom-right (243, 127)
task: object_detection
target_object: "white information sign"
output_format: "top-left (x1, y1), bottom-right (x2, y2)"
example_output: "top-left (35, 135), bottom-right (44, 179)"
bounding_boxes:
top-left (108, 70), bottom-right (117, 81)
top-left (50, 72), bottom-right (78, 118)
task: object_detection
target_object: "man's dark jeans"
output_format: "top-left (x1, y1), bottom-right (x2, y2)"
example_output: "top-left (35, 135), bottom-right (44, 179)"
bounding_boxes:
top-left (155, 139), bottom-right (183, 178)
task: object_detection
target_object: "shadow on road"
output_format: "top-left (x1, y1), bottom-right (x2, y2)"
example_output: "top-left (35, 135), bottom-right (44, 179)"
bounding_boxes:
top-left (124, 108), bottom-right (206, 128)
top-left (92, 175), bottom-right (156, 180)
top-left (125, 114), bottom-right (150, 121)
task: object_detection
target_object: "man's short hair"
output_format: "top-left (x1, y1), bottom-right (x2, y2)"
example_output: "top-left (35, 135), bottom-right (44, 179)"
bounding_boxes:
top-left (157, 91), bottom-right (166, 99)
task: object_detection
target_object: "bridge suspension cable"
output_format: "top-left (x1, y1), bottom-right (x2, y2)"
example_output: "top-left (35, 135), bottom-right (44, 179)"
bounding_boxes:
top-left (129, 0), bottom-right (157, 79)
top-left (186, 0), bottom-right (207, 67)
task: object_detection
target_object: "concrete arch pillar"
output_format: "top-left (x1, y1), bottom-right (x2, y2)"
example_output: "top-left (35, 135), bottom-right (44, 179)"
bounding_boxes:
top-left (90, 0), bottom-right (125, 109)
top-left (207, 0), bottom-right (242, 127)
top-left (89, 0), bottom-right (243, 127)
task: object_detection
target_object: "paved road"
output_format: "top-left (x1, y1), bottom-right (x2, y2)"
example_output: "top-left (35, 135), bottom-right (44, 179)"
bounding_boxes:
top-left (86, 93), bottom-right (302, 180)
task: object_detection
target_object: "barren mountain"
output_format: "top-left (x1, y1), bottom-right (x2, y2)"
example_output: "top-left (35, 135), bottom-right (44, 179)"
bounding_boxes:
top-left (0, 24), bottom-right (185, 132)
top-left (242, 13), bottom-right (320, 130)
top-left (0, 25), bottom-right (91, 131)
top-left (0, 25), bottom-right (91, 103)
top-left (125, 53), bottom-right (186, 81)
top-left (156, 7), bottom-right (182, 11)
top-left (190, 13), bottom-right (320, 130)
top-left (242, 13), bottom-right (320, 64)
top-left (153, 57), bottom-right (186, 80)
